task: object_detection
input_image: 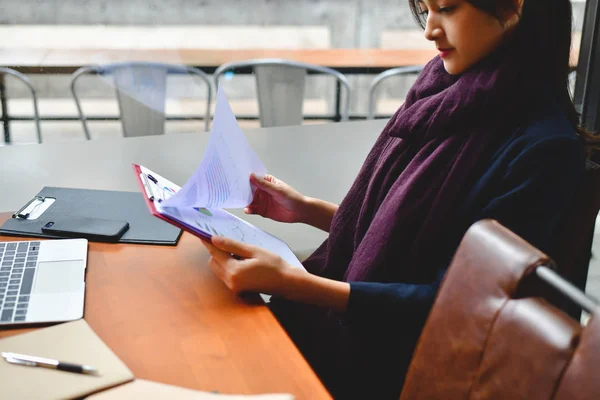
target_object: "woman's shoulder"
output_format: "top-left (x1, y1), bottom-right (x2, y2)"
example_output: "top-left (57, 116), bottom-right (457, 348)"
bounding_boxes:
top-left (519, 101), bottom-right (582, 145)
top-left (503, 102), bottom-right (585, 166)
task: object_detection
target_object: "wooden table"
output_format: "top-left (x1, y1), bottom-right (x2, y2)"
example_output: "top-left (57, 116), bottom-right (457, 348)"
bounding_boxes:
top-left (0, 119), bottom-right (386, 398)
top-left (0, 212), bottom-right (332, 399)
top-left (0, 45), bottom-right (581, 74)
top-left (0, 48), bottom-right (438, 74)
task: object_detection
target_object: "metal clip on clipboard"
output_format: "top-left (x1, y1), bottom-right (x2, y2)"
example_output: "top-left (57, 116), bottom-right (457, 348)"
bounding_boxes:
top-left (140, 173), bottom-right (170, 203)
top-left (12, 196), bottom-right (48, 219)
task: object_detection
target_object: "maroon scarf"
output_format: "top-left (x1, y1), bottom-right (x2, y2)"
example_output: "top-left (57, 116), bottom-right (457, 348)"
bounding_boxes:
top-left (303, 52), bottom-right (541, 283)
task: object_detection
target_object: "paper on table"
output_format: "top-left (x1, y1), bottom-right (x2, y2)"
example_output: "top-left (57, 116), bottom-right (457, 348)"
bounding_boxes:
top-left (87, 379), bottom-right (295, 400)
top-left (163, 86), bottom-right (267, 209)
top-left (155, 199), bottom-right (304, 269)
top-left (0, 319), bottom-right (134, 400)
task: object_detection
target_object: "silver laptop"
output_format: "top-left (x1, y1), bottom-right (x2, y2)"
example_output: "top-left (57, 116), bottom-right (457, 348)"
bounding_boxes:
top-left (0, 239), bottom-right (87, 326)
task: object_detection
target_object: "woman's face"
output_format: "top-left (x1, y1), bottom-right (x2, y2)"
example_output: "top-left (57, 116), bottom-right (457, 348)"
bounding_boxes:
top-left (417, 0), bottom-right (517, 75)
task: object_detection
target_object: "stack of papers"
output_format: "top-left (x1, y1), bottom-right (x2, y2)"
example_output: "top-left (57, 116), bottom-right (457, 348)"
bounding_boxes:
top-left (163, 86), bottom-right (267, 210)
top-left (135, 87), bottom-right (303, 269)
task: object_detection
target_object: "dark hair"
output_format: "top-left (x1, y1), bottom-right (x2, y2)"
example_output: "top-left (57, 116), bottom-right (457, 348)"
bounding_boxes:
top-left (408, 0), bottom-right (598, 150)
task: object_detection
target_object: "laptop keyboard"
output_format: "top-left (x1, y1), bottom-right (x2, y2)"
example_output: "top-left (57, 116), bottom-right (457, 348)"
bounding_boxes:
top-left (0, 241), bottom-right (40, 323)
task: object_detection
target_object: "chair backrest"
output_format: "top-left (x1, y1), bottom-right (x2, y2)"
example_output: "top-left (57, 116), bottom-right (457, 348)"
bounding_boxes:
top-left (0, 67), bottom-right (42, 144)
top-left (70, 62), bottom-right (212, 139)
top-left (551, 160), bottom-right (600, 318)
top-left (400, 219), bottom-right (599, 400)
top-left (213, 58), bottom-right (351, 127)
top-left (367, 65), bottom-right (424, 120)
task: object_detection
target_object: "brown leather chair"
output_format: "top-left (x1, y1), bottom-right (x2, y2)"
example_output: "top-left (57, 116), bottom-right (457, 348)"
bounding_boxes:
top-left (400, 219), bottom-right (599, 400)
top-left (551, 160), bottom-right (600, 318)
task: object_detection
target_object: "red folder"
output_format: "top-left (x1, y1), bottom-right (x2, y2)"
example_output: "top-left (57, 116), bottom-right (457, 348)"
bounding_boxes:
top-left (132, 163), bottom-right (212, 242)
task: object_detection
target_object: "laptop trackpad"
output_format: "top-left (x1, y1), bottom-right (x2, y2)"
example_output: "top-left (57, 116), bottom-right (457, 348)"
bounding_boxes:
top-left (33, 261), bottom-right (84, 294)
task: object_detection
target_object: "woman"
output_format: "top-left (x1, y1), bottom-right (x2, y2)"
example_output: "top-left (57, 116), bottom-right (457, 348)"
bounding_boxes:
top-left (203, 0), bottom-right (589, 398)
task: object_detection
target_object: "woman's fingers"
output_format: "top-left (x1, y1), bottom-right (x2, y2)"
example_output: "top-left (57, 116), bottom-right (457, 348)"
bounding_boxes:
top-left (211, 236), bottom-right (257, 258)
top-left (251, 173), bottom-right (282, 195)
top-left (201, 238), bottom-right (217, 253)
top-left (202, 239), bottom-right (233, 264)
top-left (247, 191), bottom-right (269, 214)
top-left (203, 236), bottom-right (288, 295)
top-left (208, 257), bottom-right (226, 280)
top-left (202, 240), bottom-right (238, 289)
top-left (244, 205), bottom-right (263, 216)
top-left (201, 240), bottom-right (226, 271)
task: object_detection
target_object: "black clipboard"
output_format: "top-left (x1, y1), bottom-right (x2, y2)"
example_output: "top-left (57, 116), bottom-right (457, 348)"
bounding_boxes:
top-left (0, 187), bottom-right (182, 245)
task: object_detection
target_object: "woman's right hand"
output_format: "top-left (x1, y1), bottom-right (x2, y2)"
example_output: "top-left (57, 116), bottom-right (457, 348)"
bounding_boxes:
top-left (245, 174), bottom-right (308, 224)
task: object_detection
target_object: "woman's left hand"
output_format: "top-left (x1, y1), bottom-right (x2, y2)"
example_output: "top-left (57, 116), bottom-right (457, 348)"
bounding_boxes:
top-left (201, 236), bottom-right (299, 296)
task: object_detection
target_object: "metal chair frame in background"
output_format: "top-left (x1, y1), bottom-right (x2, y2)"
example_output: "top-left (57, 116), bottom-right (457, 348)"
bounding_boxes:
top-left (213, 58), bottom-right (351, 127)
top-left (0, 67), bottom-right (42, 144)
top-left (367, 65), bottom-right (424, 120)
top-left (70, 61), bottom-right (212, 139)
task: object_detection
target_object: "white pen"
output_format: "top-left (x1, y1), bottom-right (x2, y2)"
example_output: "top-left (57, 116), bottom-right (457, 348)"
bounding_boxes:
top-left (2, 352), bottom-right (99, 375)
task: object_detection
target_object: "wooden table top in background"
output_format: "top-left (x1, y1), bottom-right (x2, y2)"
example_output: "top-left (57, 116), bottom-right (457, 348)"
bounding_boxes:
top-left (0, 46), bottom-right (580, 74)
top-left (0, 213), bottom-right (332, 399)
top-left (0, 48), bottom-right (438, 74)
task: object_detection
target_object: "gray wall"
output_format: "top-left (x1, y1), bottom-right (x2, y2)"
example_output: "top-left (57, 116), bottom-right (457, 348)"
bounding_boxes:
top-left (1, 0), bottom-right (416, 48)
top-left (0, 0), bottom-right (589, 117)
top-left (0, 0), bottom-right (587, 47)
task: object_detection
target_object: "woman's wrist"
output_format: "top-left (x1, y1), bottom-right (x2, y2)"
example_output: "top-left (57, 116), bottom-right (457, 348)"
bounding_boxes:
top-left (297, 196), bottom-right (338, 232)
top-left (279, 266), bottom-right (350, 312)
top-left (295, 194), bottom-right (313, 224)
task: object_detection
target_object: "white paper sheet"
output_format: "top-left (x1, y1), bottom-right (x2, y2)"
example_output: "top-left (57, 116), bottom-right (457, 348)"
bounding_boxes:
top-left (157, 202), bottom-right (304, 269)
top-left (139, 165), bottom-right (304, 270)
top-left (163, 86), bottom-right (267, 209)
top-left (141, 89), bottom-right (304, 273)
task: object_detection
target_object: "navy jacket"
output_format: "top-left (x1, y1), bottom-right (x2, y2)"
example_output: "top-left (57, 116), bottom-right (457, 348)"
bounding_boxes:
top-left (342, 102), bottom-right (585, 399)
